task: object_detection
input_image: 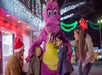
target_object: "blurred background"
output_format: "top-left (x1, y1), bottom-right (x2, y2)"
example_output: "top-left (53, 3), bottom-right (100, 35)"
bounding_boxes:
top-left (0, 0), bottom-right (102, 75)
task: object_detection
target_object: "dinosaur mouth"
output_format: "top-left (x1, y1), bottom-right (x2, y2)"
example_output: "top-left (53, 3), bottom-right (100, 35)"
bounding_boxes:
top-left (46, 16), bottom-right (60, 33)
top-left (46, 22), bottom-right (60, 33)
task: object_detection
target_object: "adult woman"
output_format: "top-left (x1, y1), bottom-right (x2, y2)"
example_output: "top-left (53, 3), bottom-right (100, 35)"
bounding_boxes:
top-left (55, 33), bottom-right (74, 75)
top-left (74, 27), bottom-right (95, 75)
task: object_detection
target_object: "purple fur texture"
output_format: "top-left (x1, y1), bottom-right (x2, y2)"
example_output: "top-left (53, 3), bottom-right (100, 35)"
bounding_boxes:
top-left (26, 1), bottom-right (72, 75)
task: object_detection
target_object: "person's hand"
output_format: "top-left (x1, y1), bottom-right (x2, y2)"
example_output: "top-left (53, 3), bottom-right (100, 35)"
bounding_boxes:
top-left (30, 73), bottom-right (33, 75)
top-left (82, 61), bottom-right (88, 68)
top-left (82, 63), bottom-right (86, 71)
top-left (82, 62), bottom-right (85, 68)
top-left (25, 56), bottom-right (31, 63)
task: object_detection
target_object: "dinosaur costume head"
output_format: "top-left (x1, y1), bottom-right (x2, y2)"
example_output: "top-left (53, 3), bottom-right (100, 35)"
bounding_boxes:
top-left (43, 0), bottom-right (60, 33)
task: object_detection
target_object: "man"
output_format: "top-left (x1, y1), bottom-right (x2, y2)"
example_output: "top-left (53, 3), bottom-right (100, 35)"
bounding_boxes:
top-left (5, 37), bottom-right (25, 75)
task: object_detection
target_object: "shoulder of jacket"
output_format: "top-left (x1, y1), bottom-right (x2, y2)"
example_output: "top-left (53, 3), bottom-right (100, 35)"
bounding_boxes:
top-left (60, 43), bottom-right (67, 49)
top-left (61, 45), bottom-right (64, 48)
top-left (85, 33), bottom-right (92, 42)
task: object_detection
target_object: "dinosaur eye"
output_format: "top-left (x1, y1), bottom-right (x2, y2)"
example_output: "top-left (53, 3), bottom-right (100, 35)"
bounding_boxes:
top-left (53, 9), bottom-right (57, 16)
top-left (47, 10), bottom-right (52, 16)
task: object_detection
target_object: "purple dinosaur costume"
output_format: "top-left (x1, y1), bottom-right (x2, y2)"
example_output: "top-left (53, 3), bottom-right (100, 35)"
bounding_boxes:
top-left (26, 0), bottom-right (72, 75)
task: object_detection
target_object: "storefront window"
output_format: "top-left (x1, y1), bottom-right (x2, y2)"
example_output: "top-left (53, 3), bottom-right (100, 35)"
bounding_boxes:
top-left (2, 30), bottom-right (14, 74)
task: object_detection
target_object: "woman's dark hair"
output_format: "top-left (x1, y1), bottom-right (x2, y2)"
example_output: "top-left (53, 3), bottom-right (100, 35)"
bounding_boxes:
top-left (55, 33), bottom-right (64, 41)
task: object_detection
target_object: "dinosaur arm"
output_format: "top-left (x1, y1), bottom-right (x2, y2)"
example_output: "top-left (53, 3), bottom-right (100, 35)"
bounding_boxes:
top-left (59, 30), bottom-right (73, 62)
top-left (28, 37), bottom-right (43, 57)
top-left (66, 42), bottom-right (73, 62)
top-left (64, 35), bottom-right (72, 62)
top-left (26, 29), bottom-right (47, 62)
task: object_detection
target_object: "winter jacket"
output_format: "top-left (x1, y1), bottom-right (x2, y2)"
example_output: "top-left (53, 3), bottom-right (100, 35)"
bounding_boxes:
top-left (5, 54), bottom-right (23, 75)
top-left (57, 43), bottom-right (74, 75)
top-left (84, 33), bottom-right (95, 64)
top-left (27, 54), bottom-right (41, 75)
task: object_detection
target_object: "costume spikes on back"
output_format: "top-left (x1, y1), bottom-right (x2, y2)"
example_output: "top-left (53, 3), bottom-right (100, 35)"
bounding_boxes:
top-left (26, 0), bottom-right (72, 75)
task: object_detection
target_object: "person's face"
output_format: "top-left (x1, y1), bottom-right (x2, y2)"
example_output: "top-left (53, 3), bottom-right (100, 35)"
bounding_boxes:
top-left (19, 49), bottom-right (25, 59)
top-left (35, 48), bottom-right (42, 57)
top-left (74, 31), bottom-right (79, 41)
top-left (55, 38), bottom-right (62, 46)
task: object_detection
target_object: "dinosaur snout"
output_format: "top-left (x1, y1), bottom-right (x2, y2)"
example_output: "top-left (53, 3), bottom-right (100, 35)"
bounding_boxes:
top-left (46, 17), bottom-right (60, 33)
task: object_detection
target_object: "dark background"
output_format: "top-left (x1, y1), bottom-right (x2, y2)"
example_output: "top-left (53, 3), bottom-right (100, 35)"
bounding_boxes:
top-left (56, 0), bottom-right (102, 48)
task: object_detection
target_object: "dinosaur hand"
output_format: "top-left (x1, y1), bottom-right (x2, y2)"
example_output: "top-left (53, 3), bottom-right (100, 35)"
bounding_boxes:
top-left (25, 56), bottom-right (31, 63)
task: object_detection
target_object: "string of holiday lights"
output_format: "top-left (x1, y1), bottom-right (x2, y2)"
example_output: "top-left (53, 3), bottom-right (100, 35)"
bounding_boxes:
top-left (60, 20), bottom-right (101, 32)
top-left (88, 20), bottom-right (102, 30)
top-left (60, 21), bottom-right (78, 32)
top-left (60, 2), bottom-right (86, 15)
top-left (0, 0), bottom-right (43, 30)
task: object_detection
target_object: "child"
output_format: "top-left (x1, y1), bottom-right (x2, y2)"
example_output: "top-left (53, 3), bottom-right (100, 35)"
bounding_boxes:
top-left (55, 33), bottom-right (74, 75)
top-left (27, 46), bottom-right (43, 75)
